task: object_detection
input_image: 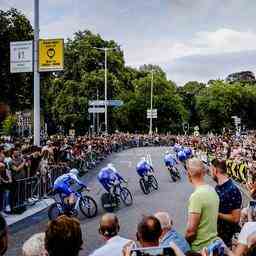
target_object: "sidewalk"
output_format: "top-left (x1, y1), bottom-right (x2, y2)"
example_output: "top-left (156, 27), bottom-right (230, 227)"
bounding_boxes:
top-left (4, 198), bottom-right (54, 226)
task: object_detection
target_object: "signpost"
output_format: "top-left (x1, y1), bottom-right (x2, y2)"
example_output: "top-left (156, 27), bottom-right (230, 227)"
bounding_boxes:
top-left (10, 41), bottom-right (33, 73)
top-left (89, 100), bottom-right (124, 107)
top-left (147, 109), bottom-right (157, 119)
top-left (182, 122), bottom-right (189, 135)
top-left (232, 116), bottom-right (241, 136)
top-left (88, 108), bottom-right (105, 113)
top-left (39, 39), bottom-right (64, 72)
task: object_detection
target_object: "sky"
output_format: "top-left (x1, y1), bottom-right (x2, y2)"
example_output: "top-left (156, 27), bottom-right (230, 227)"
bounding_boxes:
top-left (1, 0), bottom-right (256, 85)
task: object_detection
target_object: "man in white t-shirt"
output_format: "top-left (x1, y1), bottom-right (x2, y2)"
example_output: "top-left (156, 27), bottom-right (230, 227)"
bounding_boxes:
top-left (234, 222), bottom-right (256, 256)
top-left (90, 213), bottom-right (134, 256)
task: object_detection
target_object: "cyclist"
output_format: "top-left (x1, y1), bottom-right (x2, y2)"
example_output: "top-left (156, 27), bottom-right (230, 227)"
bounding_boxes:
top-left (164, 151), bottom-right (178, 169)
top-left (136, 157), bottom-right (154, 179)
top-left (53, 168), bottom-right (87, 213)
top-left (184, 147), bottom-right (193, 159)
top-left (98, 163), bottom-right (127, 193)
top-left (177, 150), bottom-right (187, 170)
top-left (164, 151), bottom-right (180, 180)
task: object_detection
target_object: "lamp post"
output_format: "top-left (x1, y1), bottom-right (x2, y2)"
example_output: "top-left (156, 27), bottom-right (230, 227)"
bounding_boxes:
top-left (33, 0), bottom-right (40, 145)
top-left (93, 46), bottom-right (117, 134)
top-left (149, 70), bottom-right (154, 135)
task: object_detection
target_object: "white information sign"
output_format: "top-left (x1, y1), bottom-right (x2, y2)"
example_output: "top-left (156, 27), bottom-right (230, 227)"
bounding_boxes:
top-left (10, 41), bottom-right (33, 73)
top-left (88, 107), bottom-right (106, 113)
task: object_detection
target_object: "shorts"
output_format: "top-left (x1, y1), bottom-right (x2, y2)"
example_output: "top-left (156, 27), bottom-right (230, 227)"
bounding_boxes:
top-left (54, 183), bottom-right (73, 196)
top-left (137, 168), bottom-right (148, 177)
top-left (165, 159), bottom-right (176, 167)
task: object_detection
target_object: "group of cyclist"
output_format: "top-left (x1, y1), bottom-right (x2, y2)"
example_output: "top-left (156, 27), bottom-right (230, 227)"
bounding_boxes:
top-left (52, 142), bottom-right (193, 215)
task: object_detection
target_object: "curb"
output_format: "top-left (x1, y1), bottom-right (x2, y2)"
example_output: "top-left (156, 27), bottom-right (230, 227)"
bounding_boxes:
top-left (6, 198), bottom-right (55, 227)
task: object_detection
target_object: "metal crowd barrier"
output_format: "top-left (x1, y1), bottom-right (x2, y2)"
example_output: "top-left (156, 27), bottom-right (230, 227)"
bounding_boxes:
top-left (0, 138), bottom-right (175, 213)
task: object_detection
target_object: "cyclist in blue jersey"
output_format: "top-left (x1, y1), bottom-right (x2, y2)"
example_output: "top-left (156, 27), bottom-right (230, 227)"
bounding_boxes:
top-left (98, 163), bottom-right (126, 193)
top-left (184, 147), bottom-right (193, 159)
top-left (164, 151), bottom-right (178, 167)
top-left (136, 157), bottom-right (154, 178)
top-left (164, 151), bottom-right (181, 181)
top-left (53, 168), bottom-right (87, 212)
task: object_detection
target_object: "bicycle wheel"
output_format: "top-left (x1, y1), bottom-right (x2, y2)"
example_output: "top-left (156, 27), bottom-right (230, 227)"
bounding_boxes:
top-left (48, 203), bottom-right (62, 220)
top-left (150, 175), bottom-right (159, 190)
top-left (101, 193), bottom-right (116, 212)
top-left (173, 167), bottom-right (181, 180)
top-left (79, 195), bottom-right (98, 218)
top-left (120, 187), bottom-right (133, 206)
top-left (139, 178), bottom-right (150, 194)
top-left (168, 167), bottom-right (177, 182)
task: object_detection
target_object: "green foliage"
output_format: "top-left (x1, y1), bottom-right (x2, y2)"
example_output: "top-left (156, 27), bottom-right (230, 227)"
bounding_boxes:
top-left (0, 8), bottom-right (33, 110)
top-left (4, 8), bottom-right (256, 134)
top-left (2, 115), bottom-right (17, 135)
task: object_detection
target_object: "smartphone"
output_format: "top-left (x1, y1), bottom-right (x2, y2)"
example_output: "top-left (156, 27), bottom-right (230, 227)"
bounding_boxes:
top-left (249, 200), bottom-right (256, 208)
top-left (130, 246), bottom-right (176, 256)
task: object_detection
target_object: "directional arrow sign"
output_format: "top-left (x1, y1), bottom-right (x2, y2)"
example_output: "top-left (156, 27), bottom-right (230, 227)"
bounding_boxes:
top-left (89, 100), bottom-right (105, 106)
top-left (107, 100), bottom-right (124, 107)
top-left (89, 100), bottom-right (123, 107)
top-left (88, 108), bottom-right (105, 113)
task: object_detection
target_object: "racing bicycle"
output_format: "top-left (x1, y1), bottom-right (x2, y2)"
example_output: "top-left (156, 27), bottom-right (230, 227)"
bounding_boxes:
top-left (48, 187), bottom-right (98, 220)
top-left (167, 165), bottom-right (181, 182)
top-left (139, 173), bottom-right (158, 194)
top-left (101, 181), bottom-right (133, 212)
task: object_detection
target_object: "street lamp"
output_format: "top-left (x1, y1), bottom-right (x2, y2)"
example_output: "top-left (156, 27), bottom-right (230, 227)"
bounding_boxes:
top-left (149, 70), bottom-right (154, 135)
top-left (33, 0), bottom-right (40, 146)
top-left (93, 46), bottom-right (118, 134)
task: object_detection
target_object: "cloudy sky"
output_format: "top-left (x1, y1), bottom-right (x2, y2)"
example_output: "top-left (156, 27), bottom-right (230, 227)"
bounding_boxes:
top-left (2, 0), bottom-right (256, 85)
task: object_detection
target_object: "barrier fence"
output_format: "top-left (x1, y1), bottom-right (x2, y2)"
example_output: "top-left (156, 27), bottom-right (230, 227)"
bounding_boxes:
top-left (0, 138), bottom-right (171, 213)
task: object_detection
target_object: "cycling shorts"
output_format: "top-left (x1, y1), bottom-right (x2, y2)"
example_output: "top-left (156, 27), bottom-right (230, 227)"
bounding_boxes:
top-left (54, 182), bottom-right (73, 196)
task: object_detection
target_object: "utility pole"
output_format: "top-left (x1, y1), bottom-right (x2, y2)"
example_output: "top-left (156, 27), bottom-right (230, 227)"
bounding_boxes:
top-left (93, 46), bottom-right (117, 134)
top-left (149, 70), bottom-right (154, 135)
top-left (104, 49), bottom-right (107, 134)
top-left (97, 88), bottom-right (99, 134)
top-left (33, 0), bottom-right (40, 146)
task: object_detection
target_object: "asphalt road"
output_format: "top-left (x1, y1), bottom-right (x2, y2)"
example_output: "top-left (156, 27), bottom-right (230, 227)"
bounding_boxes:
top-left (7, 147), bottom-right (195, 256)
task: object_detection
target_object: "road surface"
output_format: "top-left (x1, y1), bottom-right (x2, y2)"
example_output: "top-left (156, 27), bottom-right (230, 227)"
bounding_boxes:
top-left (8, 147), bottom-right (195, 255)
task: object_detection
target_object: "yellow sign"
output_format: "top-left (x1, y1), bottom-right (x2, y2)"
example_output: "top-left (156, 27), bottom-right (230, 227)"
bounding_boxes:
top-left (39, 39), bottom-right (64, 72)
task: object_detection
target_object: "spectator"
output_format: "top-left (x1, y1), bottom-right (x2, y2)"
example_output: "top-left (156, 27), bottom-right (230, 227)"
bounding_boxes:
top-left (45, 215), bottom-right (83, 256)
top-left (234, 222), bottom-right (256, 256)
top-left (185, 158), bottom-right (220, 252)
top-left (136, 215), bottom-right (162, 248)
top-left (123, 215), bottom-right (185, 256)
top-left (22, 233), bottom-right (47, 256)
top-left (211, 159), bottom-right (242, 247)
top-left (0, 213), bottom-right (8, 255)
top-left (90, 213), bottom-right (133, 256)
top-left (0, 162), bottom-right (12, 214)
top-left (154, 211), bottom-right (190, 253)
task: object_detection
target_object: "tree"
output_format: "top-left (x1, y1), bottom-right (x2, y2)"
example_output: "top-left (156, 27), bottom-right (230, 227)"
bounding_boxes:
top-left (0, 8), bottom-right (33, 111)
top-left (226, 71), bottom-right (256, 85)
top-left (178, 81), bottom-right (205, 129)
top-left (2, 115), bottom-right (16, 136)
top-left (113, 69), bottom-right (187, 133)
top-left (195, 80), bottom-right (256, 133)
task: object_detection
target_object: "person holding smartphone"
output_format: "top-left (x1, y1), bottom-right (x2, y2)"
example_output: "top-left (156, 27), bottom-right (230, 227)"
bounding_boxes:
top-left (122, 215), bottom-right (185, 256)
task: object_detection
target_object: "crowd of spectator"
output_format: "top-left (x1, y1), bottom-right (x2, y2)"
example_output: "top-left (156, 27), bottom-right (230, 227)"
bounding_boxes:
top-left (2, 132), bottom-right (256, 255)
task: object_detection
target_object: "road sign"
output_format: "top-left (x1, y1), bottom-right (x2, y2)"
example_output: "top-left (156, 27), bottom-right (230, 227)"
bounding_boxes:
top-left (147, 109), bottom-right (157, 114)
top-left (39, 39), bottom-right (64, 72)
top-left (10, 41), bottom-right (33, 73)
top-left (89, 100), bottom-right (124, 107)
top-left (147, 109), bottom-right (157, 119)
top-left (89, 100), bottom-right (105, 106)
top-left (69, 129), bottom-right (75, 137)
top-left (147, 115), bottom-right (157, 119)
top-left (88, 107), bottom-right (105, 113)
top-left (107, 100), bottom-right (124, 107)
